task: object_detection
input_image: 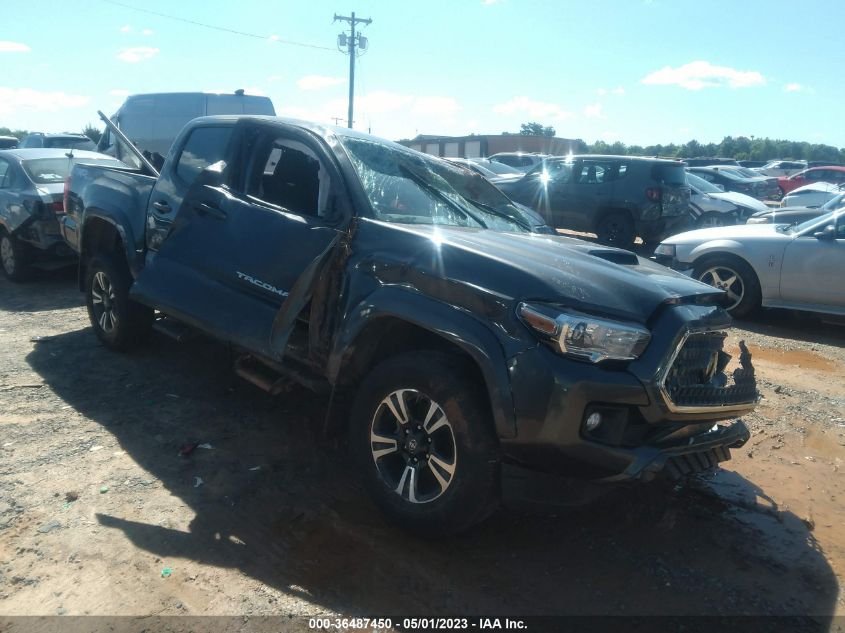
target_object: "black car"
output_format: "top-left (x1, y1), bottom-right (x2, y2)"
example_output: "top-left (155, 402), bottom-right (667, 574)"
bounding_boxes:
top-left (746, 192), bottom-right (845, 225)
top-left (737, 160), bottom-right (767, 168)
top-left (497, 155), bottom-right (691, 248)
top-left (688, 166), bottom-right (780, 201)
top-left (18, 133), bottom-right (97, 151)
top-left (0, 136), bottom-right (18, 150)
top-left (63, 116), bottom-right (755, 534)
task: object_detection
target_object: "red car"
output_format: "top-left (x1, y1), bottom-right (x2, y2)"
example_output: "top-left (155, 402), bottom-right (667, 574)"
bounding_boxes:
top-left (778, 166), bottom-right (845, 195)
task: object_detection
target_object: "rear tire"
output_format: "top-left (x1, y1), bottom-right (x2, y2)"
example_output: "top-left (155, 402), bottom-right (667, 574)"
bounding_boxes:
top-left (595, 211), bottom-right (635, 249)
top-left (85, 256), bottom-right (153, 352)
top-left (350, 351), bottom-right (500, 535)
top-left (0, 231), bottom-right (31, 282)
top-left (693, 256), bottom-right (761, 318)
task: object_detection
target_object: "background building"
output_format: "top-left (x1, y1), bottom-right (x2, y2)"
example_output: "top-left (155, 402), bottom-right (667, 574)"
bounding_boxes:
top-left (398, 134), bottom-right (583, 158)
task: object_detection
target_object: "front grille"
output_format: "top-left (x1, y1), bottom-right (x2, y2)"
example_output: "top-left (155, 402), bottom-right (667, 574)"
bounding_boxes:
top-left (661, 331), bottom-right (758, 411)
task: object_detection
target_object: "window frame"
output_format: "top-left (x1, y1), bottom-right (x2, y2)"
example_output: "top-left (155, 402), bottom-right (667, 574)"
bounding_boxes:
top-left (232, 122), bottom-right (348, 225)
top-left (172, 124), bottom-right (237, 188)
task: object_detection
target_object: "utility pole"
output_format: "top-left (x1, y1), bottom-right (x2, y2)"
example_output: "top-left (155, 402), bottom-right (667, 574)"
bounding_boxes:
top-left (334, 11), bottom-right (372, 129)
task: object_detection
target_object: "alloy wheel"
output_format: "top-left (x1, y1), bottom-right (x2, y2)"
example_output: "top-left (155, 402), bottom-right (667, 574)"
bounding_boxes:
top-left (0, 236), bottom-right (15, 276)
top-left (90, 271), bottom-right (118, 333)
top-left (698, 266), bottom-right (745, 310)
top-left (369, 388), bottom-right (457, 504)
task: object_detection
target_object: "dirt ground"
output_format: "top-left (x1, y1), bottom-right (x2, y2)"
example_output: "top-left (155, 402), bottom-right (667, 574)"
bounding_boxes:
top-left (1, 268), bottom-right (844, 627)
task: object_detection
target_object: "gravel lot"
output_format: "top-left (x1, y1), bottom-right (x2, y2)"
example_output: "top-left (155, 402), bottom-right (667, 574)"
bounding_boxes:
top-left (0, 268), bottom-right (843, 627)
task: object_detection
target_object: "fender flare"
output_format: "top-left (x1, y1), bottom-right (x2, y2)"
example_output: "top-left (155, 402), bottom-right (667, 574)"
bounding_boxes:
top-left (329, 286), bottom-right (518, 439)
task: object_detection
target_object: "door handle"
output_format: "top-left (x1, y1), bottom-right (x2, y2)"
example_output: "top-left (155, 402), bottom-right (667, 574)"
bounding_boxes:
top-left (152, 200), bottom-right (171, 213)
top-left (194, 201), bottom-right (227, 220)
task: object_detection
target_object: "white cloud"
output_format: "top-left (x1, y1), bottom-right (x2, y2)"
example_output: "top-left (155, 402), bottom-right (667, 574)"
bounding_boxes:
top-left (0, 87), bottom-right (89, 116)
top-left (597, 87), bottom-right (625, 96)
top-left (0, 41), bottom-right (30, 53)
top-left (117, 47), bottom-right (160, 63)
top-left (411, 96), bottom-right (461, 117)
top-left (276, 91), bottom-right (463, 138)
top-left (142, 29), bottom-right (154, 36)
top-left (109, 89), bottom-right (130, 97)
top-left (583, 102), bottom-right (605, 119)
top-left (269, 34), bottom-right (279, 41)
top-left (642, 60), bottom-right (765, 90)
top-left (492, 96), bottom-right (574, 120)
top-left (784, 82), bottom-right (804, 92)
top-left (120, 25), bottom-right (131, 33)
top-left (297, 75), bottom-right (346, 91)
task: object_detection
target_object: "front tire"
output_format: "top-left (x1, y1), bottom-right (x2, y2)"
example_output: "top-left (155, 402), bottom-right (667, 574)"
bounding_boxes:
top-left (85, 256), bottom-right (153, 352)
top-left (694, 256), bottom-right (761, 318)
top-left (0, 232), bottom-right (31, 282)
top-left (350, 352), bottom-right (500, 535)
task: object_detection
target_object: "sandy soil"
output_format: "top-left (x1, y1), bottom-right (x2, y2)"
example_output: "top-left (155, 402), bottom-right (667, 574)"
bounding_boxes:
top-left (0, 269), bottom-right (843, 627)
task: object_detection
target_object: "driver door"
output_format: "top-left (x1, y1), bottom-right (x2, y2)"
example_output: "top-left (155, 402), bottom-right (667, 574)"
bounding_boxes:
top-left (131, 120), bottom-right (350, 357)
top-left (779, 217), bottom-right (845, 309)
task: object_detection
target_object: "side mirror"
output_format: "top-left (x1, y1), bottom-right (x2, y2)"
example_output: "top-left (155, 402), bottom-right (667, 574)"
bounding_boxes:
top-left (813, 224), bottom-right (836, 240)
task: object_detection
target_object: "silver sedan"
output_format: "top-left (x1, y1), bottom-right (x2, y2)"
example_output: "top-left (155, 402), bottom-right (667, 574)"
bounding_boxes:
top-left (0, 148), bottom-right (126, 280)
top-left (654, 209), bottom-right (845, 318)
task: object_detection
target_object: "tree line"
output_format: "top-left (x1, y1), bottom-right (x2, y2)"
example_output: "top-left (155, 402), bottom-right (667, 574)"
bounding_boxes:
top-left (506, 123), bottom-right (845, 163)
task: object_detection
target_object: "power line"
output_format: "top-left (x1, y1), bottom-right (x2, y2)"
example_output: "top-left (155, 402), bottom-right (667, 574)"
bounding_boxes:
top-left (101, 0), bottom-right (335, 51)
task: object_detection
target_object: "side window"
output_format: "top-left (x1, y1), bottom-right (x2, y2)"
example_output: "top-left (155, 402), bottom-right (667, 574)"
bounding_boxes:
top-left (0, 160), bottom-right (9, 188)
top-left (244, 134), bottom-right (330, 219)
top-left (520, 156), bottom-right (534, 167)
top-left (574, 160), bottom-right (614, 184)
top-left (549, 161), bottom-right (572, 183)
top-left (175, 126), bottom-right (234, 184)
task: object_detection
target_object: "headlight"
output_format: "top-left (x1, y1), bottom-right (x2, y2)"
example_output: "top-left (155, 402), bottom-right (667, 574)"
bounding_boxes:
top-left (517, 303), bottom-right (651, 363)
top-left (653, 243), bottom-right (676, 258)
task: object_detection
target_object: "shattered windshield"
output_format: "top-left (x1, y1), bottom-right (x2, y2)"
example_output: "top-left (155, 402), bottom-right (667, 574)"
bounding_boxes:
top-left (339, 136), bottom-right (529, 232)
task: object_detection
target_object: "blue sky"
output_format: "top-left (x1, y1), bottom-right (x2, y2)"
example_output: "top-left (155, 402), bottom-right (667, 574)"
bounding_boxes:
top-left (2, 0), bottom-right (844, 147)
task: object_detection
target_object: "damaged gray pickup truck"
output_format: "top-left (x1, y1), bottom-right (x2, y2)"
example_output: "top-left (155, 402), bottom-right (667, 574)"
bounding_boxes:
top-left (62, 114), bottom-right (758, 533)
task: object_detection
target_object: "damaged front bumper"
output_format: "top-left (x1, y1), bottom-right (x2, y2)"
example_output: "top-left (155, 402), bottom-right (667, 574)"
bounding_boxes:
top-left (501, 304), bottom-right (757, 504)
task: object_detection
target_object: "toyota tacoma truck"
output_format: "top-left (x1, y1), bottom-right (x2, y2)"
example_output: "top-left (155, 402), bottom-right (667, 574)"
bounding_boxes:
top-left (62, 114), bottom-right (757, 534)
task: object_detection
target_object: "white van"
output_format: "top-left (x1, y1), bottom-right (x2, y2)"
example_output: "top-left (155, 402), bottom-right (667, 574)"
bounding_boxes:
top-left (98, 90), bottom-right (275, 169)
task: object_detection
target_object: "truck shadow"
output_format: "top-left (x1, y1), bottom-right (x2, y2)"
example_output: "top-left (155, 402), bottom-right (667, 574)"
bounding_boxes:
top-left (27, 328), bottom-right (838, 621)
top-left (0, 268), bottom-right (81, 313)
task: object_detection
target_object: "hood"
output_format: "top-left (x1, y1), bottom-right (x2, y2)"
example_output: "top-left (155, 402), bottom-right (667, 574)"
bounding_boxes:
top-left (750, 204), bottom-right (816, 218)
top-left (664, 222), bottom-right (787, 243)
top-left (709, 191), bottom-right (768, 212)
top-left (789, 181), bottom-right (840, 194)
top-left (361, 221), bottom-right (723, 324)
